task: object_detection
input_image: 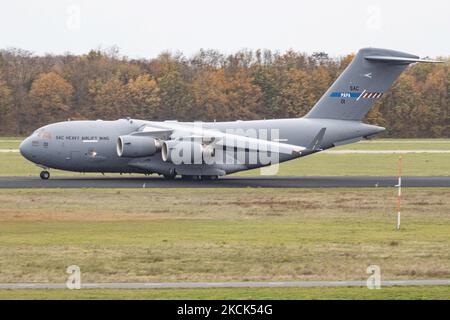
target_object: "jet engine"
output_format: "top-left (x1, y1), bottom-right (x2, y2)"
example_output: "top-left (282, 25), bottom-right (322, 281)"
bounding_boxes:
top-left (161, 140), bottom-right (214, 164)
top-left (116, 135), bottom-right (161, 158)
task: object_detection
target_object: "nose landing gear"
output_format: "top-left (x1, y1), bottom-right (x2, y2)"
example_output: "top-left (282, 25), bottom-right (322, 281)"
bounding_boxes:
top-left (40, 170), bottom-right (50, 180)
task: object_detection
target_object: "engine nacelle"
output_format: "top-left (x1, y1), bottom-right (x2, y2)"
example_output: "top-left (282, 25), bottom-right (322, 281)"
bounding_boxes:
top-left (116, 135), bottom-right (161, 158)
top-left (161, 140), bottom-right (213, 164)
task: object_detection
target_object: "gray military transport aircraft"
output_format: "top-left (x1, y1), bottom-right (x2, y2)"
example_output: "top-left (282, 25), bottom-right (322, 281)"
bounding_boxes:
top-left (20, 48), bottom-right (440, 180)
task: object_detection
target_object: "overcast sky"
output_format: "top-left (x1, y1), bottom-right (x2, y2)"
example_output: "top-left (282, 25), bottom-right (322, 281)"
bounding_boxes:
top-left (1, 0), bottom-right (448, 58)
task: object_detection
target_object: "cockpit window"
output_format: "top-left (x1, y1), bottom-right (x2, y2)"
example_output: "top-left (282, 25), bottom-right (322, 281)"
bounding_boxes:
top-left (37, 129), bottom-right (52, 140)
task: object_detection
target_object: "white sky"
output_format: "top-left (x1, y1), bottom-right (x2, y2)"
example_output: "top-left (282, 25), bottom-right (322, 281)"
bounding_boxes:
top-left (1, 0), bottom-right (449, 58)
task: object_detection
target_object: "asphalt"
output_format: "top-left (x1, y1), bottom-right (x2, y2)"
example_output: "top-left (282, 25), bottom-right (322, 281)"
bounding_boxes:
top-left (0, 176), bottom-right (449, 188)
top-left (0, 279), bottom-right (449, 289)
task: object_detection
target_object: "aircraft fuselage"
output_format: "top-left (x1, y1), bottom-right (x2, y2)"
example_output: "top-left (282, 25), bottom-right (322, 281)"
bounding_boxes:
top-left (19, 118), bottom-right (384, 177)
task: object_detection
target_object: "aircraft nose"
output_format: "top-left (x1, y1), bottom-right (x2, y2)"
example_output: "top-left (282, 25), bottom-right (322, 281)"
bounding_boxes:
top-left (19, 137), bottom-right (32, 161)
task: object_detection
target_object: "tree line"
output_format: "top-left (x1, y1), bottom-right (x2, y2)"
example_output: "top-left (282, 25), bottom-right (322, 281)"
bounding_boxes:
top-left (0, 47), bottom-right (448, 137)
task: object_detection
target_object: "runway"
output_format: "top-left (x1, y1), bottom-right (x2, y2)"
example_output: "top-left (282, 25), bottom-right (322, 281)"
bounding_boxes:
top-left (0, 279), bottom-right (449, 289)
top-left (0, 176), bottom-right (449, 188)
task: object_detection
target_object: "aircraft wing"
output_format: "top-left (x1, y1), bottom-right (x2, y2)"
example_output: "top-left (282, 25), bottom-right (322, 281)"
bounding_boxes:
top-left (131, 125), bottom-right (173, 138)
top-left (139, 122), bottom-right (306, 156)
top-left (213, 132), bottom-right (305, 155)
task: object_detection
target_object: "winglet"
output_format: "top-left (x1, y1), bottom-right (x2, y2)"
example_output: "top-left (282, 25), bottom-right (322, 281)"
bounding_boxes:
top-left (307, 128), bottom-right (326, 151)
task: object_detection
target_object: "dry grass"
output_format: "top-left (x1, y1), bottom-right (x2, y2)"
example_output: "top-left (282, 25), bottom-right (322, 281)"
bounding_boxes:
top-left (0, 188), bottom-right (448, 221)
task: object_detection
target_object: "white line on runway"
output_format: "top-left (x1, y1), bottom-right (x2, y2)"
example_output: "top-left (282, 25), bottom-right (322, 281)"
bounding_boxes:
top-left (0, 149), bottom-right (19, 152)
top-left (0, 279), bottom-right (449, 289)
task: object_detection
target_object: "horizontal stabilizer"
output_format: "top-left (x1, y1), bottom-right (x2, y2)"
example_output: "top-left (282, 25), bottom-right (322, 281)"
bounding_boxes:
top-left (364, 56), bottom-right (443, 64)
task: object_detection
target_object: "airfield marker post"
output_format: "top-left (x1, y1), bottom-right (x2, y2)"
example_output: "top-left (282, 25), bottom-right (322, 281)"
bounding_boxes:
top-left (396, 156), bottom-right (403, 230)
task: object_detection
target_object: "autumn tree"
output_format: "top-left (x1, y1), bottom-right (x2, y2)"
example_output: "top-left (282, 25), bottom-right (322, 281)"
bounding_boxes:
top-left (225, 69), bottom-right (262, 120)
top-left (0, 77), bottom-right (12, 131)
top-left (158, 70), bottom-right (194, 120)
top-left (421, 65), bottom-right (449, 136)
top-left (380, 73), bottom-right (424, 137)
top-left (89, 78), bottom-right (129, 119)
top-left (127, 74), bottom-right (160, 119)
top-left (28, 72), bottom-right (74, 126)
top-left (191, 69), bottom-right (229, 120)
top-left (252, 66), bottom-right (280, 118)
top-left (272, 68), bottom-right (313, 118)
top-left (0, 47), bottom-right (447, 137)
top-left (0, 49), bottom-right (44, 134)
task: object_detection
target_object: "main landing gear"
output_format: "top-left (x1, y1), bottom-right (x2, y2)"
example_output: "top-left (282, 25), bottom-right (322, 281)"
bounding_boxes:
top-left (162, 169), bottom-right (177, 180)
top-left (200, 175), bottom-right (218, 180)
top-left (181, 175), bottom-right (219, 180)
top-left (40, 170), bottom-right (50, 180)
top-left (163, 173), bottom-right (219, 180)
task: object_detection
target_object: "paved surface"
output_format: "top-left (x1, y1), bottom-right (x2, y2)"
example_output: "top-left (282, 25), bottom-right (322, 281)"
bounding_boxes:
top-left (0, 279), bottom-right (449, 289)
top-left (0, 176), bottom-right (449, 188)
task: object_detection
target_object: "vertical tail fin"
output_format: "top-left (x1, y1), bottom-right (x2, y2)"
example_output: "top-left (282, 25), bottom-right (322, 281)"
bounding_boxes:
top-left (304, 48), bottom-right (442, 121)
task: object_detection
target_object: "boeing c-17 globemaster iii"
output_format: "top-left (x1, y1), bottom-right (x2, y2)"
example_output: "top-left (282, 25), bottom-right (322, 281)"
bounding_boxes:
top-left (19, 48), bottom-right (441, 180)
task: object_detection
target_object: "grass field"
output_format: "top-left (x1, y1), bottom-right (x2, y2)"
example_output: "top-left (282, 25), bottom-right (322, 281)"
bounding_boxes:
top-left (0, 138), bottom-right (23, 150)
top-left (0, 188), bottom-right (449, 287)
top-left (332, 139), bottom-right (450, 150)
top-left (1, 286), bottom-right (449, 300)
top-left (1, 138), bottom-right (450, 176)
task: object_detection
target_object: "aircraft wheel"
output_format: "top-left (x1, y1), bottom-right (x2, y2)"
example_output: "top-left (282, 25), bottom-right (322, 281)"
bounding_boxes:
top-left (163, 173), bottom-right (176, 180)
top-left (201, 175), bottom-right (218, 180)
top-left (40, 170), bottom-right (50, 180)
